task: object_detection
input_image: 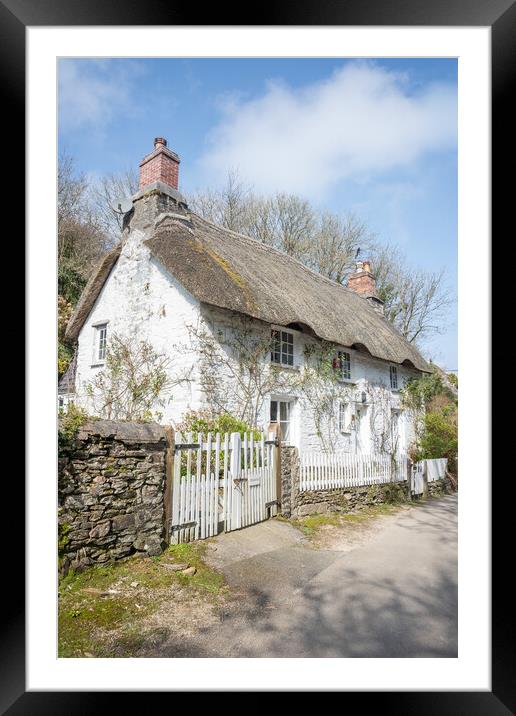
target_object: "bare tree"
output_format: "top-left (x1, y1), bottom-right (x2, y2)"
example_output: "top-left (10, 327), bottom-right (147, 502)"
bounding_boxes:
top-left (372, 244), bottom-right (454, 344)
top-left (309, 212), bottom-right (375, 283)
top-left (189, 169), bottom-right (252, 233)
top-left (89, 168), bottom-right (139, 242)
top-left (58, 151), bottom-right (109, 302)
top-left (190, 172), bottom-right (316, 258)
top-left (58, 151), bottom-right (88, 227)
top-left (187, 172), bottom-right (454, 347)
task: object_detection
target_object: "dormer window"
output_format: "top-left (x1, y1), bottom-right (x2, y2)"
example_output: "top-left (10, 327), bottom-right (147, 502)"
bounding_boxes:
top-left (271, 329), bottom-right (294, 367)
top-left (333, 351), bottom-right (351, 381)
top-left (390, 365), bottom-right (398, 390)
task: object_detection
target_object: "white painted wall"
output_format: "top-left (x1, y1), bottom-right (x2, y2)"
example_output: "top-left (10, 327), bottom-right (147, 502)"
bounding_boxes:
top-left (74, 228), bottom-right (203, 424)
top-left (201, 305), bottom-right (421, 455)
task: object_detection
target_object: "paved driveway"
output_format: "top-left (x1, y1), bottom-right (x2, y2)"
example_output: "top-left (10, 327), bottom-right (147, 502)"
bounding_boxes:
top-left (161, 494), bottom-right (458, 658)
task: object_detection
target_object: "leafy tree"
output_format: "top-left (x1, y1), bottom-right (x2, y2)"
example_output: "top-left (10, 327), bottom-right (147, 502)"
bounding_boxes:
top-left (58, 296), bottom-right (74, 378)
top-left (414, 410), bottom-right (458, 474)
top-left (402, 365), bottom-right (458, 474)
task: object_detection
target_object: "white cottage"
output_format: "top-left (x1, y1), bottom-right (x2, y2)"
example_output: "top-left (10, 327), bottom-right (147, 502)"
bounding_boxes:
top-left (64, 137), bottom-right (430, 455)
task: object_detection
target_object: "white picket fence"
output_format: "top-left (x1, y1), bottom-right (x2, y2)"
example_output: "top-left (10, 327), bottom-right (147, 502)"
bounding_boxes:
top-left (299, 451), bottom-right (409, 492)
top-left (170, 431), bottom-right (277, 544)
top-left (416, 458), bottom-right (448, 482)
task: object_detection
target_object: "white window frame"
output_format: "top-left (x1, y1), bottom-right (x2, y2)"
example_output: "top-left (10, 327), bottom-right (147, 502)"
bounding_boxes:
top-left (58, 393), bottom-right (75, 413)
top-left (391, 409), bottom-right (402, 453)
top-left (334, 350), bottom-right (352, 382)
top-left (390, 364), bottom-right (399, 390)
top-left (271, 328), bottom-right (295, 367)
top-left (92, 321), bottom-right (109, 365)
top-left (270, 398), bottom-right (294, 444)
top-left (338, 400), bottom-right (351, 433)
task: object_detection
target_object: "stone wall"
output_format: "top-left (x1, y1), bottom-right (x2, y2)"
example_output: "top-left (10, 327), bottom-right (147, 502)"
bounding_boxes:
top-left (280, 448), bottom-right (455, 518)
top-left (428, 476), bottom-right (454, 497)
top-left (294, 480), bottom-right (410, 516)
top-left (280, 445), bottom-right (299, 517)
top-left (59, 420), bottom-right (170, 573)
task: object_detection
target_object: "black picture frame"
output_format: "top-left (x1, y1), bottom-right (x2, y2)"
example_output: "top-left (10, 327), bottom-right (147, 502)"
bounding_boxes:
top-left (9, 0), bottom-right (512, 710)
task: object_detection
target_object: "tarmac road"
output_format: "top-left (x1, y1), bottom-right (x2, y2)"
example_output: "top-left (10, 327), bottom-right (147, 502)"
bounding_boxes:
top-left (158, 494), bottom-right (458, 658)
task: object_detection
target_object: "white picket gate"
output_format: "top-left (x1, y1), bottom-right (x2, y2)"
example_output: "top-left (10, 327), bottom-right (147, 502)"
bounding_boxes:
top-left (425, 458), bottom-right (448, 482)
top-left (411, 461), bottom-right (425, 495)
top-left (299, 451), bottom-right (408, 492)
top-left (411, 457), bottom-right (448, 495)
top-left (170, 431), bottom-right (278, 544)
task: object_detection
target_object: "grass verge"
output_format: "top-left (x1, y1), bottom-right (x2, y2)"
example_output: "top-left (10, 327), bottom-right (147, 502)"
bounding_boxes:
top-left (58, 542), bottom-right (227, 658)
top-left (289, 502), bottom-right (403, 537)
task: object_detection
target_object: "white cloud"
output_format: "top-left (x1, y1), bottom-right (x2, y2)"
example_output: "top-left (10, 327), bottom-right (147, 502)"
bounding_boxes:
top-left (198, 62), bottom-right (457, 198)
top-left (58, 59), bottom-right (144, 131)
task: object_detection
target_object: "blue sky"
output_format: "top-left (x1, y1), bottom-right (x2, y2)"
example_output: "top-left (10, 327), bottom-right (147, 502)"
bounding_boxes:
top-left (58, 57), bottom-right (457, 369)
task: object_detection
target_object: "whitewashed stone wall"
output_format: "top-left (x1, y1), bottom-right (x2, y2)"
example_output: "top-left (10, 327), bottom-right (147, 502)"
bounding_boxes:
top-left (199, 304), bottom-right (419, 454)
top-left (75, 228), bottom-right (203, 423)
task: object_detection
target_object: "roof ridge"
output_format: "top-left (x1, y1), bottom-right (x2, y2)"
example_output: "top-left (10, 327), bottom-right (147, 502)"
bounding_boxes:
top-left (190, 212), bottom-right (372, 301)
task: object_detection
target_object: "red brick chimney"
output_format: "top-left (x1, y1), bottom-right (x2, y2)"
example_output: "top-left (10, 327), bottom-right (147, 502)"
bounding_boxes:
top-left (139, 137), bottom-right (180, 191)
top-left (347, 260), bottom-right (384, 314)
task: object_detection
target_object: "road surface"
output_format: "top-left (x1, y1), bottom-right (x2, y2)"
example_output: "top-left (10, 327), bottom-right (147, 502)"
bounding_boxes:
top-left (160, 494), bottom-right (458, 658)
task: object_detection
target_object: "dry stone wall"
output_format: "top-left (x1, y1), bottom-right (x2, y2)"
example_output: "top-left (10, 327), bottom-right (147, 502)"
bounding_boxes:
top-left (294, 481), bottom-right (410, 516)
top-left (58, 420), bottom-right (170, 573)
top-left (427, 476), bottom-right (454, 497)
top-left (280, 446), bottom-right (453, 518)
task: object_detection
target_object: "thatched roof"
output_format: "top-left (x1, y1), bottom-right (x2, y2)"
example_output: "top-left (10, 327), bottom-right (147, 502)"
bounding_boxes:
top-left (147, 214), bottom-right (430, 372)
top-left (65, 211), bottom-right (429, 372)
top-left (65, 244), bottom-right (122, 343)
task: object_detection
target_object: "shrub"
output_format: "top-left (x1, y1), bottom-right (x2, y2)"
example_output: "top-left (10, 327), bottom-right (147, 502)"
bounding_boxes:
top-left (176, 409), bottom-right (261, 439)
top-left (58, 295), bottom-right (74, 378)
top-left (58, 403), bottom-right (90, 454)
top-left (414, 408), bottom-right (458, 474)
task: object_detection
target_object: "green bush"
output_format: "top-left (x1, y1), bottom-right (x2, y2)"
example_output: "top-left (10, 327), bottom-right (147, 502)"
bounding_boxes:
top-left (58, 404), bottom-right (90, 455)
top-left (176, 409), bottom-right (261, 439)
top-left (414, 409), bottom-right (458, 474)
top-left (403, 370), bottom-right (445, 409)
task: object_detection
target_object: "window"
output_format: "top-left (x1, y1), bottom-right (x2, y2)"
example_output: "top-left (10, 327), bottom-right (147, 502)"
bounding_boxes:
top-left (271, 329), bottom-right (294, 366)
top-left (94, 323), bottom-right (108, 363)
top-left (270, 399), bottom-right (292, 443)
top-left (58, 394), bottom-right (74, 413)
top-left (390, 365), bottom-right (398, 390)
top-left (333, 351), bottom-right (351, 381)
top-left (338, 401), bottom-right (350, 433)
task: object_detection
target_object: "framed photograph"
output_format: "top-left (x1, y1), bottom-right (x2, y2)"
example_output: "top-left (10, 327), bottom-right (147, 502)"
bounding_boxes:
top-left (10, 0), bottom-right (511, 708)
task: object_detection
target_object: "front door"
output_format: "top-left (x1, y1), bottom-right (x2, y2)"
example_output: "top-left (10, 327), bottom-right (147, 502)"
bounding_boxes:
top-left (355, 405), bottom-right (368, 453)
top-left (270, 399), bottom-right (293, 444)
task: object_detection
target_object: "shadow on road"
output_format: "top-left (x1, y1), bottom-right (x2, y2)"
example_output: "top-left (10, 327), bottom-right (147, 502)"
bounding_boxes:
top-left (153, 496), bottom-right (458, 658)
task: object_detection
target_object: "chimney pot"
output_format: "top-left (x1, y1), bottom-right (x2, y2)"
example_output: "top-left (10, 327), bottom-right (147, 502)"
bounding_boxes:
top-left (139, 137), bottom-right (180, 191)
top-left (347, 258), bottom-right (384, 314)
